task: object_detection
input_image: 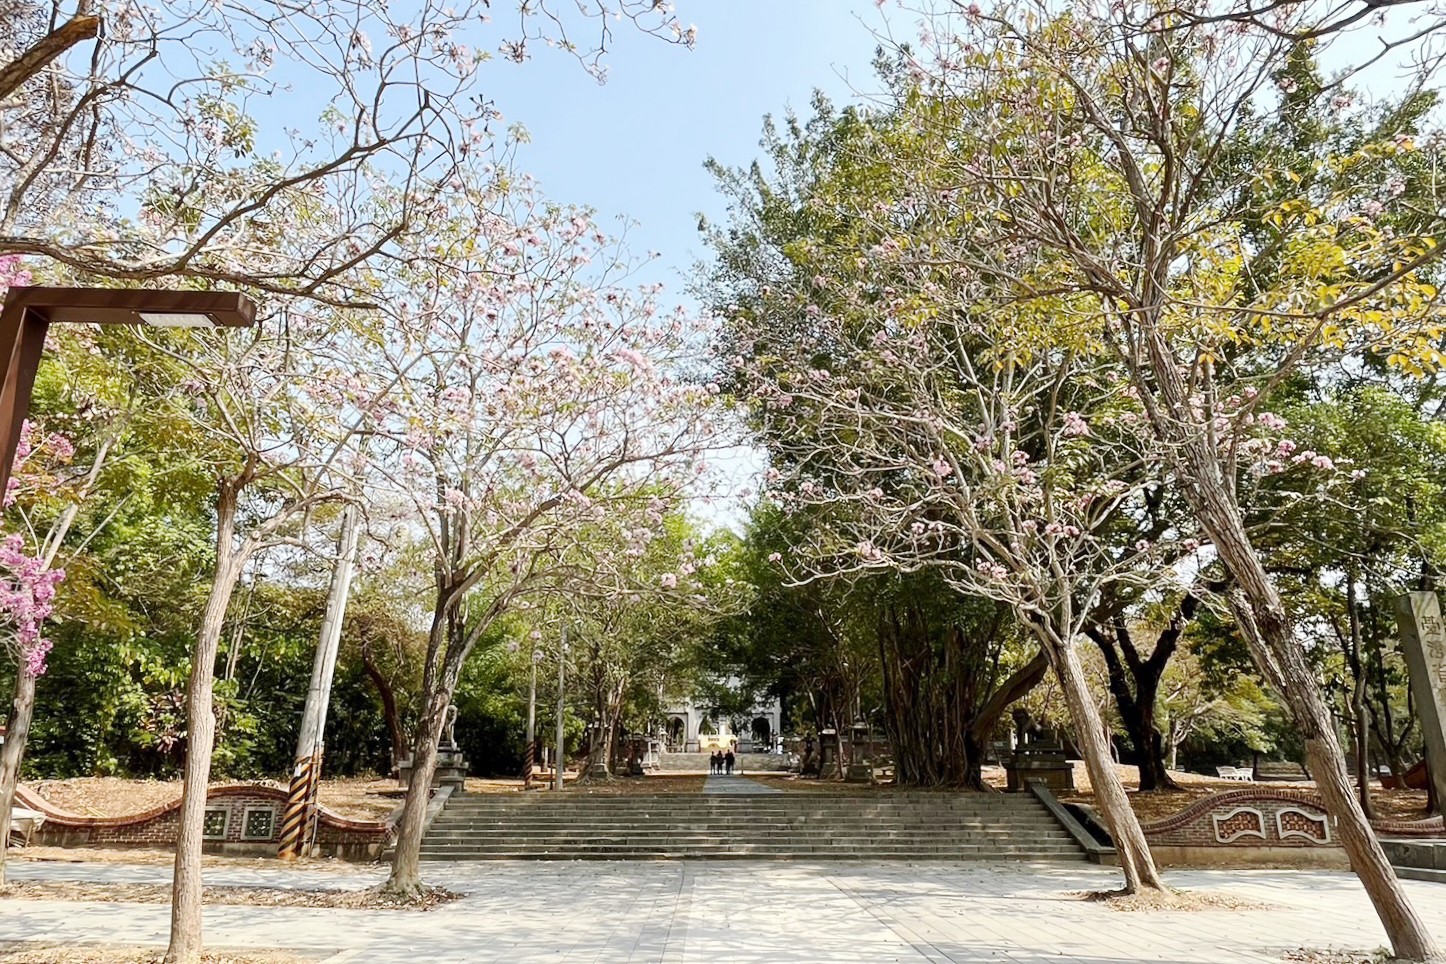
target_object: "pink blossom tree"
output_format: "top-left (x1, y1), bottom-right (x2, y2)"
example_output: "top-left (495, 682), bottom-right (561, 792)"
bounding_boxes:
top-left (364, 180), bottom-right (723, 895)
top-left (0, 0), bottom-right (696, 307)
top-left (126, 285), bottom-right (420, 959)
top-left (0, 419), bottom-right (67, 886)
top-left (832, 0), bottom-right (1445, 952)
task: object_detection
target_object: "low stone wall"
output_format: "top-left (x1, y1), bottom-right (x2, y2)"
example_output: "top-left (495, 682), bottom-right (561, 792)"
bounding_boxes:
top-left (15, 783), bottom-right (395, 861)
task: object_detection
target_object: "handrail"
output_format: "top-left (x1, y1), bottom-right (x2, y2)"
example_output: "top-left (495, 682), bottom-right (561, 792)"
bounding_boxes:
top-left (1026, 780), bottom-right (1117, 865)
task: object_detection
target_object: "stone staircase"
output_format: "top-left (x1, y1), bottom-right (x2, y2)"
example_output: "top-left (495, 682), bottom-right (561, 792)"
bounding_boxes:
top-left (657, 751), bottom-right (792, 772)
top-left (419, 791), bottom-right (1086, 861)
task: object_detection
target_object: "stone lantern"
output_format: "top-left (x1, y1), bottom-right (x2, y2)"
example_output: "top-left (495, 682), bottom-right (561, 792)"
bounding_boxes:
top-left (846, 720), bottom-right (874, 783)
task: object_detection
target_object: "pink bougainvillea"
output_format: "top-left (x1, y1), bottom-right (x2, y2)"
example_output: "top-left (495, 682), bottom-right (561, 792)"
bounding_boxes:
top-left (0, 534), bottom-right (64, 676)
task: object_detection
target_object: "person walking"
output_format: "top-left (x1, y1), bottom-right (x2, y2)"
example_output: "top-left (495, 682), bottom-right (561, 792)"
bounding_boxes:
top-left (724, 749), bottom-right (735, 776)
top-left (710, 750), bottom-right (721, 774)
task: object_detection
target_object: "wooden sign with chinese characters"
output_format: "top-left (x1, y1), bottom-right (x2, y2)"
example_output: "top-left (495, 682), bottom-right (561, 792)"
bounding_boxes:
top-left (1395, 591), bottom-right (1446, 810)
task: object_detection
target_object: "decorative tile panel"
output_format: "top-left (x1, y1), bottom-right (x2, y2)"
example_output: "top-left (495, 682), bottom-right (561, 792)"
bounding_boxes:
top-left (202, 808), bottom-right (229, 840)
top-left (1212, 807), bottom-right (1267, 843)
top-left (1276, 807), bottom-right (1330, 843)
top-left (242, 806), bottom-right (276, 841)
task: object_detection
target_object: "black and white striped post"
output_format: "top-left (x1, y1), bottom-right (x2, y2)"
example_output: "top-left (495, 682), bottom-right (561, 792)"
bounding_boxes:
top-left (523, 647), bottom-right (540, 789)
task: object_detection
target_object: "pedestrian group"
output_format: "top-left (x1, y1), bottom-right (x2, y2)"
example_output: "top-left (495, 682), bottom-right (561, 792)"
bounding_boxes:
top-left (709, 749), bottom-right (736, 775)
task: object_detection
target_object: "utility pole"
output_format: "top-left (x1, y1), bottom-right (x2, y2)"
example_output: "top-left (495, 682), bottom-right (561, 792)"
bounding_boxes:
top-left (555, 622), bottom-right (567, 792)
top-left (524, 647), bottom-right (539, 789)
top-left (278, 505), bottom-right (361, 860)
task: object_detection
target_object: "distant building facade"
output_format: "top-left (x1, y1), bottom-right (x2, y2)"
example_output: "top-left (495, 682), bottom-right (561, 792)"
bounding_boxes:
top-left (662, 691), bottom-right (782, 753)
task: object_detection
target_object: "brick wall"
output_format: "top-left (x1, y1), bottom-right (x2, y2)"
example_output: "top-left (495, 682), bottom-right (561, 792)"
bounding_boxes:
top-left (1142, 789), bottom-right (1336, 849)
top-left (18, 782), bottom-right (393, 860)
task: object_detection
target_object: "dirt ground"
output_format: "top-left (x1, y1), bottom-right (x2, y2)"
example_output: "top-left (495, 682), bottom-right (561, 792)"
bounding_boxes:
top-left (1050, 762), bottom-right (1432, 825)
top-left (750, 761), bottom-right (1432, 828)
top-left (23, 776), bottom-right (401, 821)
top-left (0, 945), bottom-right (317, 964)
top-left (24, 778), bottom-right (184, 817)
top-left (19, 772), bottom-right (709, 820)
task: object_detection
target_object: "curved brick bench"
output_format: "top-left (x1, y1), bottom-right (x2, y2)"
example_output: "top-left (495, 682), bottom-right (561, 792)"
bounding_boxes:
top-left (15, 782), bottom-right (395, 861)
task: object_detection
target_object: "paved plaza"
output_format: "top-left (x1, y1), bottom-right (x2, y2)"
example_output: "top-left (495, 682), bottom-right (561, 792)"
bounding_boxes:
top-left (4, 858), bottom-right (1446, 963)
top-left (700, 774), bottom-right (781, 793)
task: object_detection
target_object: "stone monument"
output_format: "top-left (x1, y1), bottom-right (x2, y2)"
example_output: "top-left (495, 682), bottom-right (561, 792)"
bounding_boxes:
top-left (1004, 709), bottom-right (1074, 792)
top-left (845, 720), bottom-right (874, 783)
top-left (1394, 591), bottom-right (1446, 810)
top-left (396, 704), bottom-right (470, 792)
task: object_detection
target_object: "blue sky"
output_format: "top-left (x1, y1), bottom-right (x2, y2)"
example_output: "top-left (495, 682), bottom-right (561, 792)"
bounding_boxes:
top-left (490, 2), bottom-right (885, 307)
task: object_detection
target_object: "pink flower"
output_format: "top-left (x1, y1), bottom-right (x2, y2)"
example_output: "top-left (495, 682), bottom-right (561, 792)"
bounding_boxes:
top-left (0, 535), bottom-right (64, 676)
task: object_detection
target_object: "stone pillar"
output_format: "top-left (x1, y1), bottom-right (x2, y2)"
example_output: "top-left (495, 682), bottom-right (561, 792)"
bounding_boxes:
top-left (685, 704), bottom-right (699, 753)
top-left (1395, 591), bottom-right (1446, 810)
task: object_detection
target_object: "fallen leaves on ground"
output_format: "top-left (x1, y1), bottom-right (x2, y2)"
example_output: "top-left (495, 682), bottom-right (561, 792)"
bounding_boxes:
top-left (1068, 888), bottom-right (1276, 912)
top-left (0, 880), bottom-right (460, 911)
top-left (23, 776), bottom-right (401, 822)
top-left (1282, 948), bottom-right (1389, 963)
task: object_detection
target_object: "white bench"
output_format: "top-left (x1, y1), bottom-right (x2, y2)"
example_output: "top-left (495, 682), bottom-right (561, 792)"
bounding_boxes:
top-left (1216, 765), bottom-right (1254, 781)
top-left (5, 807), bottom-right (46, 847)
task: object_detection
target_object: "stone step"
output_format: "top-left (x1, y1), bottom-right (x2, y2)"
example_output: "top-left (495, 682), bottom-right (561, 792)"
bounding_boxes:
top-left (1394, 866), bottom-right (1446, 884)
top-left (422, 826), bottom-right (1075, 838)
top-left (419, 848), bottom-right (1082, 861)
top-left (439, 809), bottom-right (1052, 815)
top-left (413, 838), bottom-right (1081, 849)
top-left (420, 789), bottom-right (1085, 861)
top-left (430, 813), bottom-right (1061, 823)
top-left (440, 797), bottom-right (1043, 805)
top-left (428, 823), bottom-right (1065, 835)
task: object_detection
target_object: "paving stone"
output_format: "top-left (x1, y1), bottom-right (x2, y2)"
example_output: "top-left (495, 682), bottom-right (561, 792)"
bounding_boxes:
top-left (3, 860), bottom-right (1444, 962)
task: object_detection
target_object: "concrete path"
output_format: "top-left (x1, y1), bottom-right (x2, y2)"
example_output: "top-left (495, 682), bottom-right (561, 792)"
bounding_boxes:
top-left (4, 859), bottom-right (1446, 963)
top-left (701, 773), bottom-right (782, 794)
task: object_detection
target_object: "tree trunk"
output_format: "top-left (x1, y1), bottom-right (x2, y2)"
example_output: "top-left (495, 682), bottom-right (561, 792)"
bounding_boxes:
top-left (1345, 574), bottom-right (1375, 820)
top-left (165, 483), bottom-right (245, 964)
top-left (384, 600), bottom-right (473, 896)
top-left (1040, 623), bottom-right (1165, 893)
top-left (1227, 581), bottom-right (1437, 959)
top-left (964, 648), bottom-right (1051, 790)
top-left (0, 669), bottom-right (37, 886)
top-left (1176, 452), bottom-right (1437, 955)
top-left (1133, 720), bottom-right (1173, 792)
top-left (383, 681), bottom-right (453, 896)
top-left (361, 645), bottom-right (410, 772)
top-left (1086, 606), bottom-right (1192, 793)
